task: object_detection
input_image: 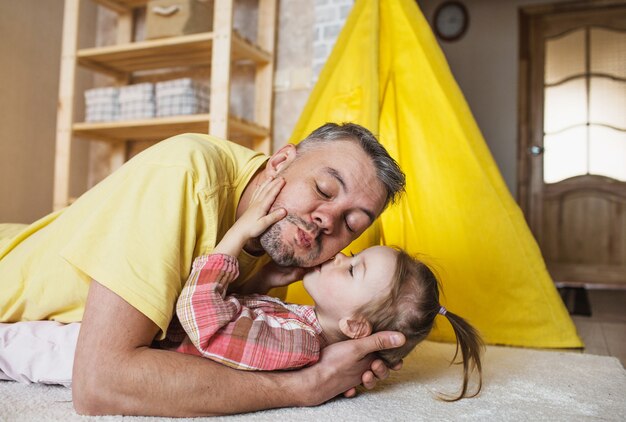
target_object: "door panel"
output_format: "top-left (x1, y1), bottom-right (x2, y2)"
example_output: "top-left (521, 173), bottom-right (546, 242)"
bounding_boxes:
top-left (519, 2), bottom-right (626, 287)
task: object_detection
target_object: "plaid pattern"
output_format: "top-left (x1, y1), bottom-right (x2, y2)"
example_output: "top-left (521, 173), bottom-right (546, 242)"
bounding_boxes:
top-left (84, 87), bottom-right (119, 122)
top-left (155, 78), bottom-right (209, 117)
top-left (118, 82), bottom-right (155, 120)
top-left (175, 254), bottom-right (325, 371)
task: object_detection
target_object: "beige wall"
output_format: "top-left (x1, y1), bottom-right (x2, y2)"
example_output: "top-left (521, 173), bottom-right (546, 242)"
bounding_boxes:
top-left (2, 0), bottom-right (574, 223)
top-left (417, 0), bottom-right (569, 197)
top-left (0, 0), bottom-right (97, 223)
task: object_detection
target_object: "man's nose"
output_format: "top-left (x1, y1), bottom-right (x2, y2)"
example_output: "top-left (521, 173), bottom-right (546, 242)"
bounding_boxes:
top-left (312, 206), bottom-right (338, 235)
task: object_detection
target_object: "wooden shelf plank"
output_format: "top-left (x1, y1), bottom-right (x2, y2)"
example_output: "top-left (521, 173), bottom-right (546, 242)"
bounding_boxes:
top-left (72, 114), bottom-right (269, 141)
top-left (232, 31), bottom-right (272, 63)
top-left (229, 116), bottom-right (271, 138)
top-left (91, 0), bottom-right (148, 13)
top-left (77, 33), bottom-right (214, 74)
top-left (73, 114), bottom-right (211, 141)
top-left (77, 32), bottom-right (270, 76)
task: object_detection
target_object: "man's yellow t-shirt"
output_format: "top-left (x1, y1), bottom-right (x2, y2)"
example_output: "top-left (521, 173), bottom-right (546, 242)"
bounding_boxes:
top-left (0, 133), bottom-right (269, 338)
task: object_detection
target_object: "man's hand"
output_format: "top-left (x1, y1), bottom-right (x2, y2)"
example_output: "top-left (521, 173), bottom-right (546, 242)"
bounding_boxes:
top-left (300, 331), bottom-right (406, 406)
top-left (346, 357), bottom-right (403, 397)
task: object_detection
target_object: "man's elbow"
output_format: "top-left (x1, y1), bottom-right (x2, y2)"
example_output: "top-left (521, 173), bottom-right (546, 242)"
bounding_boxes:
top-left (72, 386), bottom-right (100, 415)
top-left (72, 366), bottom-right (114, 415)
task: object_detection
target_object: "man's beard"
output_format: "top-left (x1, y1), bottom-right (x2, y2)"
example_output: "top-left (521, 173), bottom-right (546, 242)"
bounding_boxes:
top-left (260, 214), bottom-right (321, 267)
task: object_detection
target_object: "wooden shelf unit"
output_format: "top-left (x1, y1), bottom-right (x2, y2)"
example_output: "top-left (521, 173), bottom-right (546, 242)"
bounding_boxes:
top-left (53, 0), bottom-right (277, 210)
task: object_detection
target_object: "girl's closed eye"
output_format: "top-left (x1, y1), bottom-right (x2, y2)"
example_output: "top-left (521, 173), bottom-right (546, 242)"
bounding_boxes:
top-left (349, 264), bottom-right (354, 276)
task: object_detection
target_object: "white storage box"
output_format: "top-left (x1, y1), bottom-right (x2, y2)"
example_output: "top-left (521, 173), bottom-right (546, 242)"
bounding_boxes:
top-left (84, 87), bottom-right (119, 122)
top-left (155, 78), bottom-right (209, 117)
top-left (118, 83), bottom-right (156, 120)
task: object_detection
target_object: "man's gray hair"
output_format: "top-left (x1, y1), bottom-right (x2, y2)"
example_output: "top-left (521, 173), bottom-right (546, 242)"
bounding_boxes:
top-left (297, 122), bottom-right (406, 209)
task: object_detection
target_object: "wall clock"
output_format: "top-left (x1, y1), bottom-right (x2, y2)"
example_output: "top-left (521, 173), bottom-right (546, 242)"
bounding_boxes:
top-left (433, 1), bottom-right (469, 42)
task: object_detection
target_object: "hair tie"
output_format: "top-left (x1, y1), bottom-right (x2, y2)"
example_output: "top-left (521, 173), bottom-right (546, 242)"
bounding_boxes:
top-left (438, 306), bottom-right (447, 316)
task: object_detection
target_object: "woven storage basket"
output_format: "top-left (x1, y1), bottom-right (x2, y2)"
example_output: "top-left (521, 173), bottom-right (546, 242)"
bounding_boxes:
top-left (118, 83), bottom-right (155, 121)
top-left (155, 78), bottom-right (209, 117)
top-left (84, 87), bottom-right (119, 122)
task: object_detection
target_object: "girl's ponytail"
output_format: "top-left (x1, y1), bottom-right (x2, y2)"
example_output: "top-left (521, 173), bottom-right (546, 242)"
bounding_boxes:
top-left (439, 306), bottom-right (484, 401)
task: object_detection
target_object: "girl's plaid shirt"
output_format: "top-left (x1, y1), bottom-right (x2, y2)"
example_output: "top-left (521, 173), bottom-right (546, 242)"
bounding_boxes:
top-left (173, 254), bottom-right (327, 371)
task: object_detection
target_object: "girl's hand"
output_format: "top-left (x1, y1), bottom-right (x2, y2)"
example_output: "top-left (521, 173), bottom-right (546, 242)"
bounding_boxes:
top-left (235, 176), bottom-right (286, 239)
top-left (213, 176), bottom-right (286, 257)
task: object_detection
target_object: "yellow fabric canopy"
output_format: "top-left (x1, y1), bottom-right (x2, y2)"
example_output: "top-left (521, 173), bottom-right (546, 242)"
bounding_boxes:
top-left (284, 0), bottom-right (582, 348)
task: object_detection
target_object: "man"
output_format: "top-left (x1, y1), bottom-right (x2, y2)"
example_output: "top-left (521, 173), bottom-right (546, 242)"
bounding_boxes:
top-left (0, 123), bottom-right (407, 416)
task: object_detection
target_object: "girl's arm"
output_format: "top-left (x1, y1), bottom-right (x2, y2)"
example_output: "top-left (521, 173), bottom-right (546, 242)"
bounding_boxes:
top-left (176, 254), bottom-right (241, 346)
top-left (177, 177), bottom-right (287, 357)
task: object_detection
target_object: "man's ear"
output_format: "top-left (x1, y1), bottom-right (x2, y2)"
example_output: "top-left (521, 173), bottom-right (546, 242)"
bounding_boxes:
top-left (266, 144), bottom-right (297, 177)
top-left (339, 316), bottom-right (372, 339)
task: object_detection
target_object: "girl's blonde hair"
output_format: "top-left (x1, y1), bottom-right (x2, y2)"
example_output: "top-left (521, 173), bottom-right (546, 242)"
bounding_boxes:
top-left (354, 248), bottom-right (484, 401)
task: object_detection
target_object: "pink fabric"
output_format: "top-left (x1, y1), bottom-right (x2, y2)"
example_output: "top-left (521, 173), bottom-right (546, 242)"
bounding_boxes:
top-left (0, 321), bottom-right (80, 386)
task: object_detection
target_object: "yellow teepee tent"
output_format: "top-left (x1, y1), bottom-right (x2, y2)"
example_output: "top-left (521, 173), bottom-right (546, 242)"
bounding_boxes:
top-left (284, 0), bottom-right (582, 348)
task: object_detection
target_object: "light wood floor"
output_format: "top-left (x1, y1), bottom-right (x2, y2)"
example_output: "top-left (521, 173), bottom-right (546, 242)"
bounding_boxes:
top-left (571, 289), bottom-right (626, 368)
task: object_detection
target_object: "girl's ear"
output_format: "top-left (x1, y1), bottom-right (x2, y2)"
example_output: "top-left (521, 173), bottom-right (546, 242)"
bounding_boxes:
top-left (266, 144), bottom-right (297, 177)
top-left (339, 316), bottom-right (372, 339)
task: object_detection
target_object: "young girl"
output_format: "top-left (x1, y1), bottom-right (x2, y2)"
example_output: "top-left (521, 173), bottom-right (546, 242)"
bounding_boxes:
top-left (167, 176), bottom-right (484, 400)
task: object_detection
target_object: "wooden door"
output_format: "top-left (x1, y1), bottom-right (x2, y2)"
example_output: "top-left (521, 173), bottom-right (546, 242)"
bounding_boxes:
top-left (519, 1), bottom-right (626, 287)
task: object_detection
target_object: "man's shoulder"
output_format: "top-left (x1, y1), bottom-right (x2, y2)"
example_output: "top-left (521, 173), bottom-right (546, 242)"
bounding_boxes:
top-left (133, 133), bottom-right (267, 177)
top-left (155, 133), bottom-right (252, 159)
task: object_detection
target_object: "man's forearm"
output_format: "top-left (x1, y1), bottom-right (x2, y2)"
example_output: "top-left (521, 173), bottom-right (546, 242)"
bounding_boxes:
top-left (73, 280), bottom-right (308, 416)
top-left (75, 345), bottom-right (305, 416)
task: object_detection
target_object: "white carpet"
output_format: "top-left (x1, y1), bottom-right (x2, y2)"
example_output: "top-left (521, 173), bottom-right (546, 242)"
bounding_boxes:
top-left (1, 341), bottom-right (624, 421)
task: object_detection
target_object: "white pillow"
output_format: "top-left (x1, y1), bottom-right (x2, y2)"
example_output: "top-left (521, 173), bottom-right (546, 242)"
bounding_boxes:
top-left (0, 321), bottom-right (80, 387)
